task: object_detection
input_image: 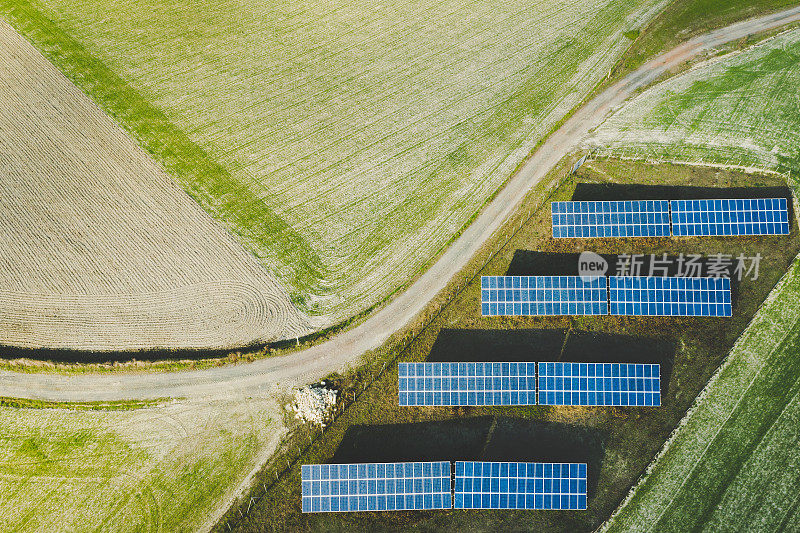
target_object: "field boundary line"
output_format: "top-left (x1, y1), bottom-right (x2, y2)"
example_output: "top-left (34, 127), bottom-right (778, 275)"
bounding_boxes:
top-left (646, 316), bottom-right (798, 530)
top-left (600, 253), bottom-right (800, 532)
top-left (0, 1), bottom-right (326, 304)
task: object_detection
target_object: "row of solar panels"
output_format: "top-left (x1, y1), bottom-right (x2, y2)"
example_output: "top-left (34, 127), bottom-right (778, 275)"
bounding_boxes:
top-left (551, 198), bottom-right (789, 238)
top-left (302, 461), bottom-right (587, 512)
top-left (399, 362), bottom-right (660, 407)
top-left (481, 276), bottom-right (732, 317)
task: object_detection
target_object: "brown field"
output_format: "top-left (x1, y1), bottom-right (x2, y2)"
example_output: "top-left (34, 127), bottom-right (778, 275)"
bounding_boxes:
top-left (0, 21), bottom-right (313, 351)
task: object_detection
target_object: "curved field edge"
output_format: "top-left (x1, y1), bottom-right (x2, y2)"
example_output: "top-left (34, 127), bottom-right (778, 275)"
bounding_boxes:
top-left (605, 0), bottom-right (800, 83)
top-left (602, 254), bottom-right (800, 532)
top-left (587, 27), bottom-right (800, 179)
top-left (0, 5), bottom-right (795, 366)
top-left (5, 0), bottom-right (670, 324)
top-left (0, 19), bottom-right (312, 351)
top-left (0, 0), bottom-right (325, 306)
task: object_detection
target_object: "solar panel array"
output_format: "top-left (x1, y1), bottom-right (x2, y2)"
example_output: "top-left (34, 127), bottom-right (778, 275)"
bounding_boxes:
top-left (454, 462), bottom-right (587, 510)
top-left (301, 462), bottom-right (451, 513)
top-left (538, 362), bottom-right (661, 406)
top-left (398, 362), bottom-right (536, 406)
top-left (551, 197), bottom-right (790, 239)
top-left (609, 276), bottom-right (731, 316)
top-left (481, 276), bottom-right (608, 316)
top-left (671, 198), bottom-right (789, 236)
top-left (552, 200), bottom-right (671, 238)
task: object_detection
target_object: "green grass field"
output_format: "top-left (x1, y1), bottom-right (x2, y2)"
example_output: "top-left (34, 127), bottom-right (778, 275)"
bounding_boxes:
top-left (0, 0), bottom-right (664, 322)
top-left (590, 27), bottom-right (800, 178)
top-left (603, 256), bottom-right (800, 532)
top-left (0, 398), bottom-right (284, 532)
top-left (586, 26), bottom-right (800, 532)
top-left (607, 0), bottom-right (800, 80)
top-left (224, 159), bottom-right (800, 532)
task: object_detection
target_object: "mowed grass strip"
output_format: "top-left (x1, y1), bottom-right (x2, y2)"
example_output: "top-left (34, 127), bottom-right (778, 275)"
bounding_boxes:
top-left (0, 397), bottom-right (168, 410)
top-left (603, 257), bottom-right (800, 532)
top-left (4, 0), bottom-right (665, 319)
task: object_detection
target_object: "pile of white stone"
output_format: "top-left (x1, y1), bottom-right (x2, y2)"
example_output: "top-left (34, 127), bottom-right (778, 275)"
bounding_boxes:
top-left (289, 382), bottom-right (337, 426)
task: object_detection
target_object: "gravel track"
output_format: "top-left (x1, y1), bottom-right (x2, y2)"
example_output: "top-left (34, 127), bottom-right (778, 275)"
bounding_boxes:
top-left (3, 7), bottom-right (800, 400)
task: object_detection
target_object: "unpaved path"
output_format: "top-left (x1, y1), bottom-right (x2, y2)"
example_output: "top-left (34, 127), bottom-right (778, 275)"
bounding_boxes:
top-left (3, 6), bottom-right (800, 401)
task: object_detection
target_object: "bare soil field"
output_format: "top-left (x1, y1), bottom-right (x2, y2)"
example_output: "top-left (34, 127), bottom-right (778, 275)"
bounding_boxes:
top-left (0, 21), bottom-right (313, 351)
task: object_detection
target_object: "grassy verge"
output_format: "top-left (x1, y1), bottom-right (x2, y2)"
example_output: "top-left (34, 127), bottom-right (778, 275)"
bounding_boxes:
top-left (218, 158), bottom-right (799, 532)
top-left (603, 256), bottom-right (800, 532)
top-left (0, 397), bottom-right (169, 411)
top-left (0, 346), bottom-right (277, 374)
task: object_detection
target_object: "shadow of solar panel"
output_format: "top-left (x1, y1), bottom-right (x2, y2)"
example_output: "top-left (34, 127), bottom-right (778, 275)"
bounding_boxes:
top-left (481, 276), bottom-right (608, 316)
top-left (609, 276), bottom-right (731, 317)
top-left (671, 198), bottom-right (789, 236)
top-left (552, 200), bottom-right (670, 238)
top-left (537, 362), bottom-right (661, 406)
top-left (301, 462), bottom-right (452, 513)
top-left (398, 362), bottom-right (537, 406)
top-left (454, 461), bottom-right (587, 510)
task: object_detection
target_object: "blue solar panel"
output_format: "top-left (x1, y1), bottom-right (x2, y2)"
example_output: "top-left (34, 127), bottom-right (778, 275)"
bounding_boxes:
top-left (537, 362), bottom-right (661, 406)
top-left (481, 276), bottom-right (608, 316)
top-left (454, 461), bottom-right (587, 510)
top-left (301, 462), bottom-right (451, 513)
top-left (609, 276), bottom-right (731, 317)
top-left (398, 362), bottom-right (537, 406)
top-left (552, 200), bottom-right (671, 238)
top-left (671, 198), bottom-right (789, 236)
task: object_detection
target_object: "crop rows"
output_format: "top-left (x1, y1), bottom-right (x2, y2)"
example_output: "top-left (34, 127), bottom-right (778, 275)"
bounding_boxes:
top-left (590, 33), bottom-right (800, 531)
top-left (0, 20), bottom-right (312, 350)
top-left (21, 0), bottom-right (668, 321)
top-left (586, 28), bottom-right (800, 181)
top-left (602, 255), bottom-right (800, 532)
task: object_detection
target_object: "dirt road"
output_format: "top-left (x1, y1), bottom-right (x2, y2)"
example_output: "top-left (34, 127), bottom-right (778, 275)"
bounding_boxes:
top-left (3, 6), bottom-right (800, 401)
